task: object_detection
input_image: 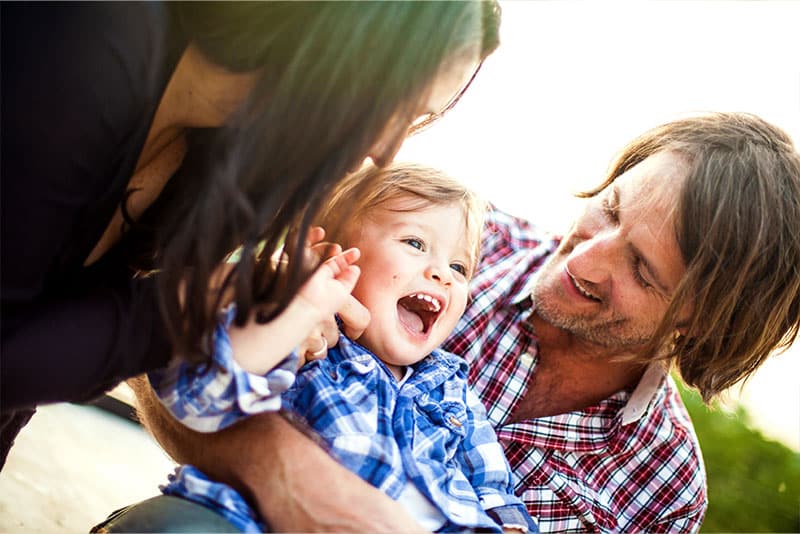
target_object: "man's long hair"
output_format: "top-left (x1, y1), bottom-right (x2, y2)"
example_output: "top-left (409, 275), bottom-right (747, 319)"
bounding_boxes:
top-left (581, 112), bottom-right (800, 402)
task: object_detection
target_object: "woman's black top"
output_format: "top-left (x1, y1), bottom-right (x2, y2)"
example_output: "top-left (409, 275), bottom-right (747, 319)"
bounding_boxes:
top-left (1, 2), bottom-right (187, 413)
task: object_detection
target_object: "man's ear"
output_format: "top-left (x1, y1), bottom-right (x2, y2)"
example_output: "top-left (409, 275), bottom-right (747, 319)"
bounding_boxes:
top-left (675, 321), bottom-right (689, 337)
top-left (674, 300), bottom-right (693, 337)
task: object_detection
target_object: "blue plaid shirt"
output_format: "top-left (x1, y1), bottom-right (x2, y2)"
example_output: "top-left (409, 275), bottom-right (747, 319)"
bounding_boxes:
top-left (282, 334), bottom-right (536, 532)
top-left (148, 306), bottom-right (298, 433)
top-left (158, 331), bottom-right (536, 533)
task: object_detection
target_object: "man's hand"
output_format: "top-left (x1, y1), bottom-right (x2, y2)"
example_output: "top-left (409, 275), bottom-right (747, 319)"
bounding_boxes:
top-left (131, 376), bottom-right (427, 532)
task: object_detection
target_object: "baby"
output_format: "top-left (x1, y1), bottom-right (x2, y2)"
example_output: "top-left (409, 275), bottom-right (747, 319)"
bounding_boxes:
top-left (150, 162), bottom-right (537, 533)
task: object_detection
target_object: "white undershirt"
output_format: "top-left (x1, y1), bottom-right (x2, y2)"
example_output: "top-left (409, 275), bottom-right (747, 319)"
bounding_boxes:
top-left (397, 480), bottom-right (447, 531)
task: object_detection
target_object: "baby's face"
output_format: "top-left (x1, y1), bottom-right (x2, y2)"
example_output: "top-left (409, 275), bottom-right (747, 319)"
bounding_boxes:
top-left (347, 199), bottom-right (472, 377)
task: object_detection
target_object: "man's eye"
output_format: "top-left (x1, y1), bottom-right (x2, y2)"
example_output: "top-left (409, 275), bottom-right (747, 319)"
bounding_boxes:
top-left (450, 263), bottom-right (467, 276)
top-left (602, 196), bottom-right (620, 224)
top-left (404, 238), bottom-right (425, 251)
top-left (632, 257), bottom-right (652, 289)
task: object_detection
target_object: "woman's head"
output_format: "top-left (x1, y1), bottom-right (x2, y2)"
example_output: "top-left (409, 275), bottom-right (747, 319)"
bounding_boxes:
top-left (173, 1), bottom-right (500, 167)
top-left (158, 1), bottom-right (501, 362)
top-left (581, 112), bottom-right (800, 402)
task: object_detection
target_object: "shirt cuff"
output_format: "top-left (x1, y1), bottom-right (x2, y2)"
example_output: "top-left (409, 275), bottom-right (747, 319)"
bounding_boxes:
top-left (148, 305), bottom-right (298, 432)
top-left (214, 306), bottom-right (299, 415)
top-left (486, 504), bottom-right (539, 533)
top-left (161, 465), bottom-right (265, 533)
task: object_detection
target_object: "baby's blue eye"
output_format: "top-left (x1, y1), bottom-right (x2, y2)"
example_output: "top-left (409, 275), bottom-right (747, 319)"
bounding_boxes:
top-left (404, 238), bottom-right (424, 251)
top-left (450, 263), bottom-right (467, 276)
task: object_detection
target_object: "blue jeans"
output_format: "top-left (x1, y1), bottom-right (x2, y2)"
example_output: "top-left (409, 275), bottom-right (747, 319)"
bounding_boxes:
top-left (91, 495), bottom-right (243, 533)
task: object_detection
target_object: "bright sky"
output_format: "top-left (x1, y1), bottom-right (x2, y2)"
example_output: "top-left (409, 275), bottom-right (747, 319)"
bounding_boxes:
top-left (398, 0), bottom-right (800, 450)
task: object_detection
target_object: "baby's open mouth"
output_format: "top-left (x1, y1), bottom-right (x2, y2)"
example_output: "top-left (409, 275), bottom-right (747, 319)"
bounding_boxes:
top-left (397, 293), bottom-right (442, 334)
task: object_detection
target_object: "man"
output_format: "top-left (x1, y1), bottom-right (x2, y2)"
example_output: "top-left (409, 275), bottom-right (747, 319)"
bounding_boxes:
top-left (114, 112), bottom-right (800, 532)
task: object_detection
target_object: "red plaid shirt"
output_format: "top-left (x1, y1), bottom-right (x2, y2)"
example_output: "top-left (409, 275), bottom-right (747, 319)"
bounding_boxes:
top-left (444, 207), bottom-right (707, 533)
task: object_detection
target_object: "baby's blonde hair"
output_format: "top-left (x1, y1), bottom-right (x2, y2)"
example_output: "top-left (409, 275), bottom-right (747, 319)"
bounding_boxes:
top-left (317, 162), bottom-right (486, 274)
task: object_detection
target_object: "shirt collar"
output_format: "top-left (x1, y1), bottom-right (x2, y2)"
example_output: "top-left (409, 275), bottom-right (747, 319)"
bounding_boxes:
top-left (511, 271), bottom-right (540, 306)
top-left (519, 301), bottom-right (667, 430)
top-left (333, 330), bottom-right (467, 379)
top-left (520, 290), bottom-right (667, 427)
top-left (620, 362), bottom-right (667, 425)
top-left (510, 236), bottom-right (561, 306)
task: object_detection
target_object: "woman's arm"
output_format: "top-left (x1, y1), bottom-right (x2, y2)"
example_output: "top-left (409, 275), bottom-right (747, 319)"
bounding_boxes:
top-left (131, 376), bottom-right (426, 532)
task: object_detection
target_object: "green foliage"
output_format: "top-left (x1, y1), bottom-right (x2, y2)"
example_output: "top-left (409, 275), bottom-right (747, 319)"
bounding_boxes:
top-left (677, 382), bottom-right (800, 532)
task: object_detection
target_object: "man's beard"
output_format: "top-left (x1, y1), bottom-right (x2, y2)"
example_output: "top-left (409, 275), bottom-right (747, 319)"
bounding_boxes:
top-left (531, 258), bottom-right (656, 350)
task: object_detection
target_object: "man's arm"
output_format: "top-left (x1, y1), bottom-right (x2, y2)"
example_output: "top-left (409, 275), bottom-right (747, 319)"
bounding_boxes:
top-left (130, 376), bottom-right (425, 532)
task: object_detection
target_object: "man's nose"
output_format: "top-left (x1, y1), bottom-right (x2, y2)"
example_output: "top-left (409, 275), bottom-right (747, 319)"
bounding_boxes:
top-left (566, 230), bottom-right (622, 285)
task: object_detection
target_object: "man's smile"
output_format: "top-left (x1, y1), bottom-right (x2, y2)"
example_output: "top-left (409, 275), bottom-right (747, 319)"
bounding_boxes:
top-left (567, 270), bottom-right (602, 302)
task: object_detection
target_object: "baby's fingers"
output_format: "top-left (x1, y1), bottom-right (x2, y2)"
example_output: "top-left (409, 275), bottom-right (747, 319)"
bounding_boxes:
top-left (312, 242), bottom-right (342, 262)
top-left (338, 265), bottom-right (360, 293)
top-left (305, 226), bottom-right (326, 247)
top-left (323, 247), bottom-right (360, 277)
top-left (339, 295), bottom-right (370, 341)
top-left (338, 247), bottom-right (360, 266)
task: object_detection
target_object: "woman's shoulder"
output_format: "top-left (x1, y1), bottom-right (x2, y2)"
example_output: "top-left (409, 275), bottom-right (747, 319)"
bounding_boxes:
top-left (2, 3), bottom-right (173, 73)
top-left (2, 3), bottom-right (178, 132)
top-left (1, 3), bottom-right (184, 296)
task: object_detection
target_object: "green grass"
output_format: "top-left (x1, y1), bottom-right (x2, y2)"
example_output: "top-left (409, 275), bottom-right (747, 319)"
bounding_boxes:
top-left (677, 382), bottom-right (800, 532)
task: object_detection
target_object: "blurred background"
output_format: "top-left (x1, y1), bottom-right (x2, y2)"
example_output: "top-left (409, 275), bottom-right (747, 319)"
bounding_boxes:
top-left (1, 1), bottom-right (798, 532)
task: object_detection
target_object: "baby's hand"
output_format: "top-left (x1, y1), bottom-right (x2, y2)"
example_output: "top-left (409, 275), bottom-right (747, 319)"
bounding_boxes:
top-left (294, 227), bottom-right (364, 367)
top-left (225, 227), bottom-right (362, 376)
top-left (296, 245), bottom-right (361, 322)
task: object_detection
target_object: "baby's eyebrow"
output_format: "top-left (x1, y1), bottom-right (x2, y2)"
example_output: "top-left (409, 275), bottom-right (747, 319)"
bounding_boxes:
top-left (389, 220), bottom-right (431, 233)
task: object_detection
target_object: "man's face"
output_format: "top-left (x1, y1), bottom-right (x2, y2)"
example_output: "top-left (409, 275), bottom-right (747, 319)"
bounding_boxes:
top-left (348, 199), bottom-right (473, 377)
top-left (532, 150), bottom-right (689, 351)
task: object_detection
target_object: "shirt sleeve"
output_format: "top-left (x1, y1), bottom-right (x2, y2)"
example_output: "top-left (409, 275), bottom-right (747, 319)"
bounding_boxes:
top-left (161, 465), bottom-right (266, 533)
top-left (647, 501), bottom-right (706, 534)
top-left (0, 3), bottom-right (178, 409)
top-left (459, 387), bottom-right (539, 533)
top-left (444, 204), bottom-right (558, 366)
top-left (148, 307), bottom-right (299, 433)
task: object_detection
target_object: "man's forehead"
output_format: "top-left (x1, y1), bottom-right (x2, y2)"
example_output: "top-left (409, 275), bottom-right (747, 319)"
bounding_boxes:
top-left (613, 152), bottom-right (688, 216)
top-left (615, 151), bottom-right (689, 293)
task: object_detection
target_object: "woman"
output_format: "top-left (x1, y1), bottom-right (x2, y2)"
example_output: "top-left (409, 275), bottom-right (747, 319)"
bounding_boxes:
top-left (0, 1), bottom-right (501, 463)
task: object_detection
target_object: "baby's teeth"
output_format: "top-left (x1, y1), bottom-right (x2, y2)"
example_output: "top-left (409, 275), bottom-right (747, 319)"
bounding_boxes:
top-left (411, 293), bottom-right (442, 312)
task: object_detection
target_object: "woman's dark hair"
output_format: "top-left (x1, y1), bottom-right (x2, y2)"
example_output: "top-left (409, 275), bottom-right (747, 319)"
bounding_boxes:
top-left (149, 1), bottom-right (501, 363)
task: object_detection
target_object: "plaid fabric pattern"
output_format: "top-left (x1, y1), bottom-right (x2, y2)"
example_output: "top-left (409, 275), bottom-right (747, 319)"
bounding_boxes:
top-left (443, 207), bottom-right (708, 533)
top-left (160, 332), bottom-right (536, 533)
top-left (283, 334), bottom-right (536, 533)
top-left (148, 306), bottom-right (298, 432)
top-left (162, 465), bottom-right (266, 533)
